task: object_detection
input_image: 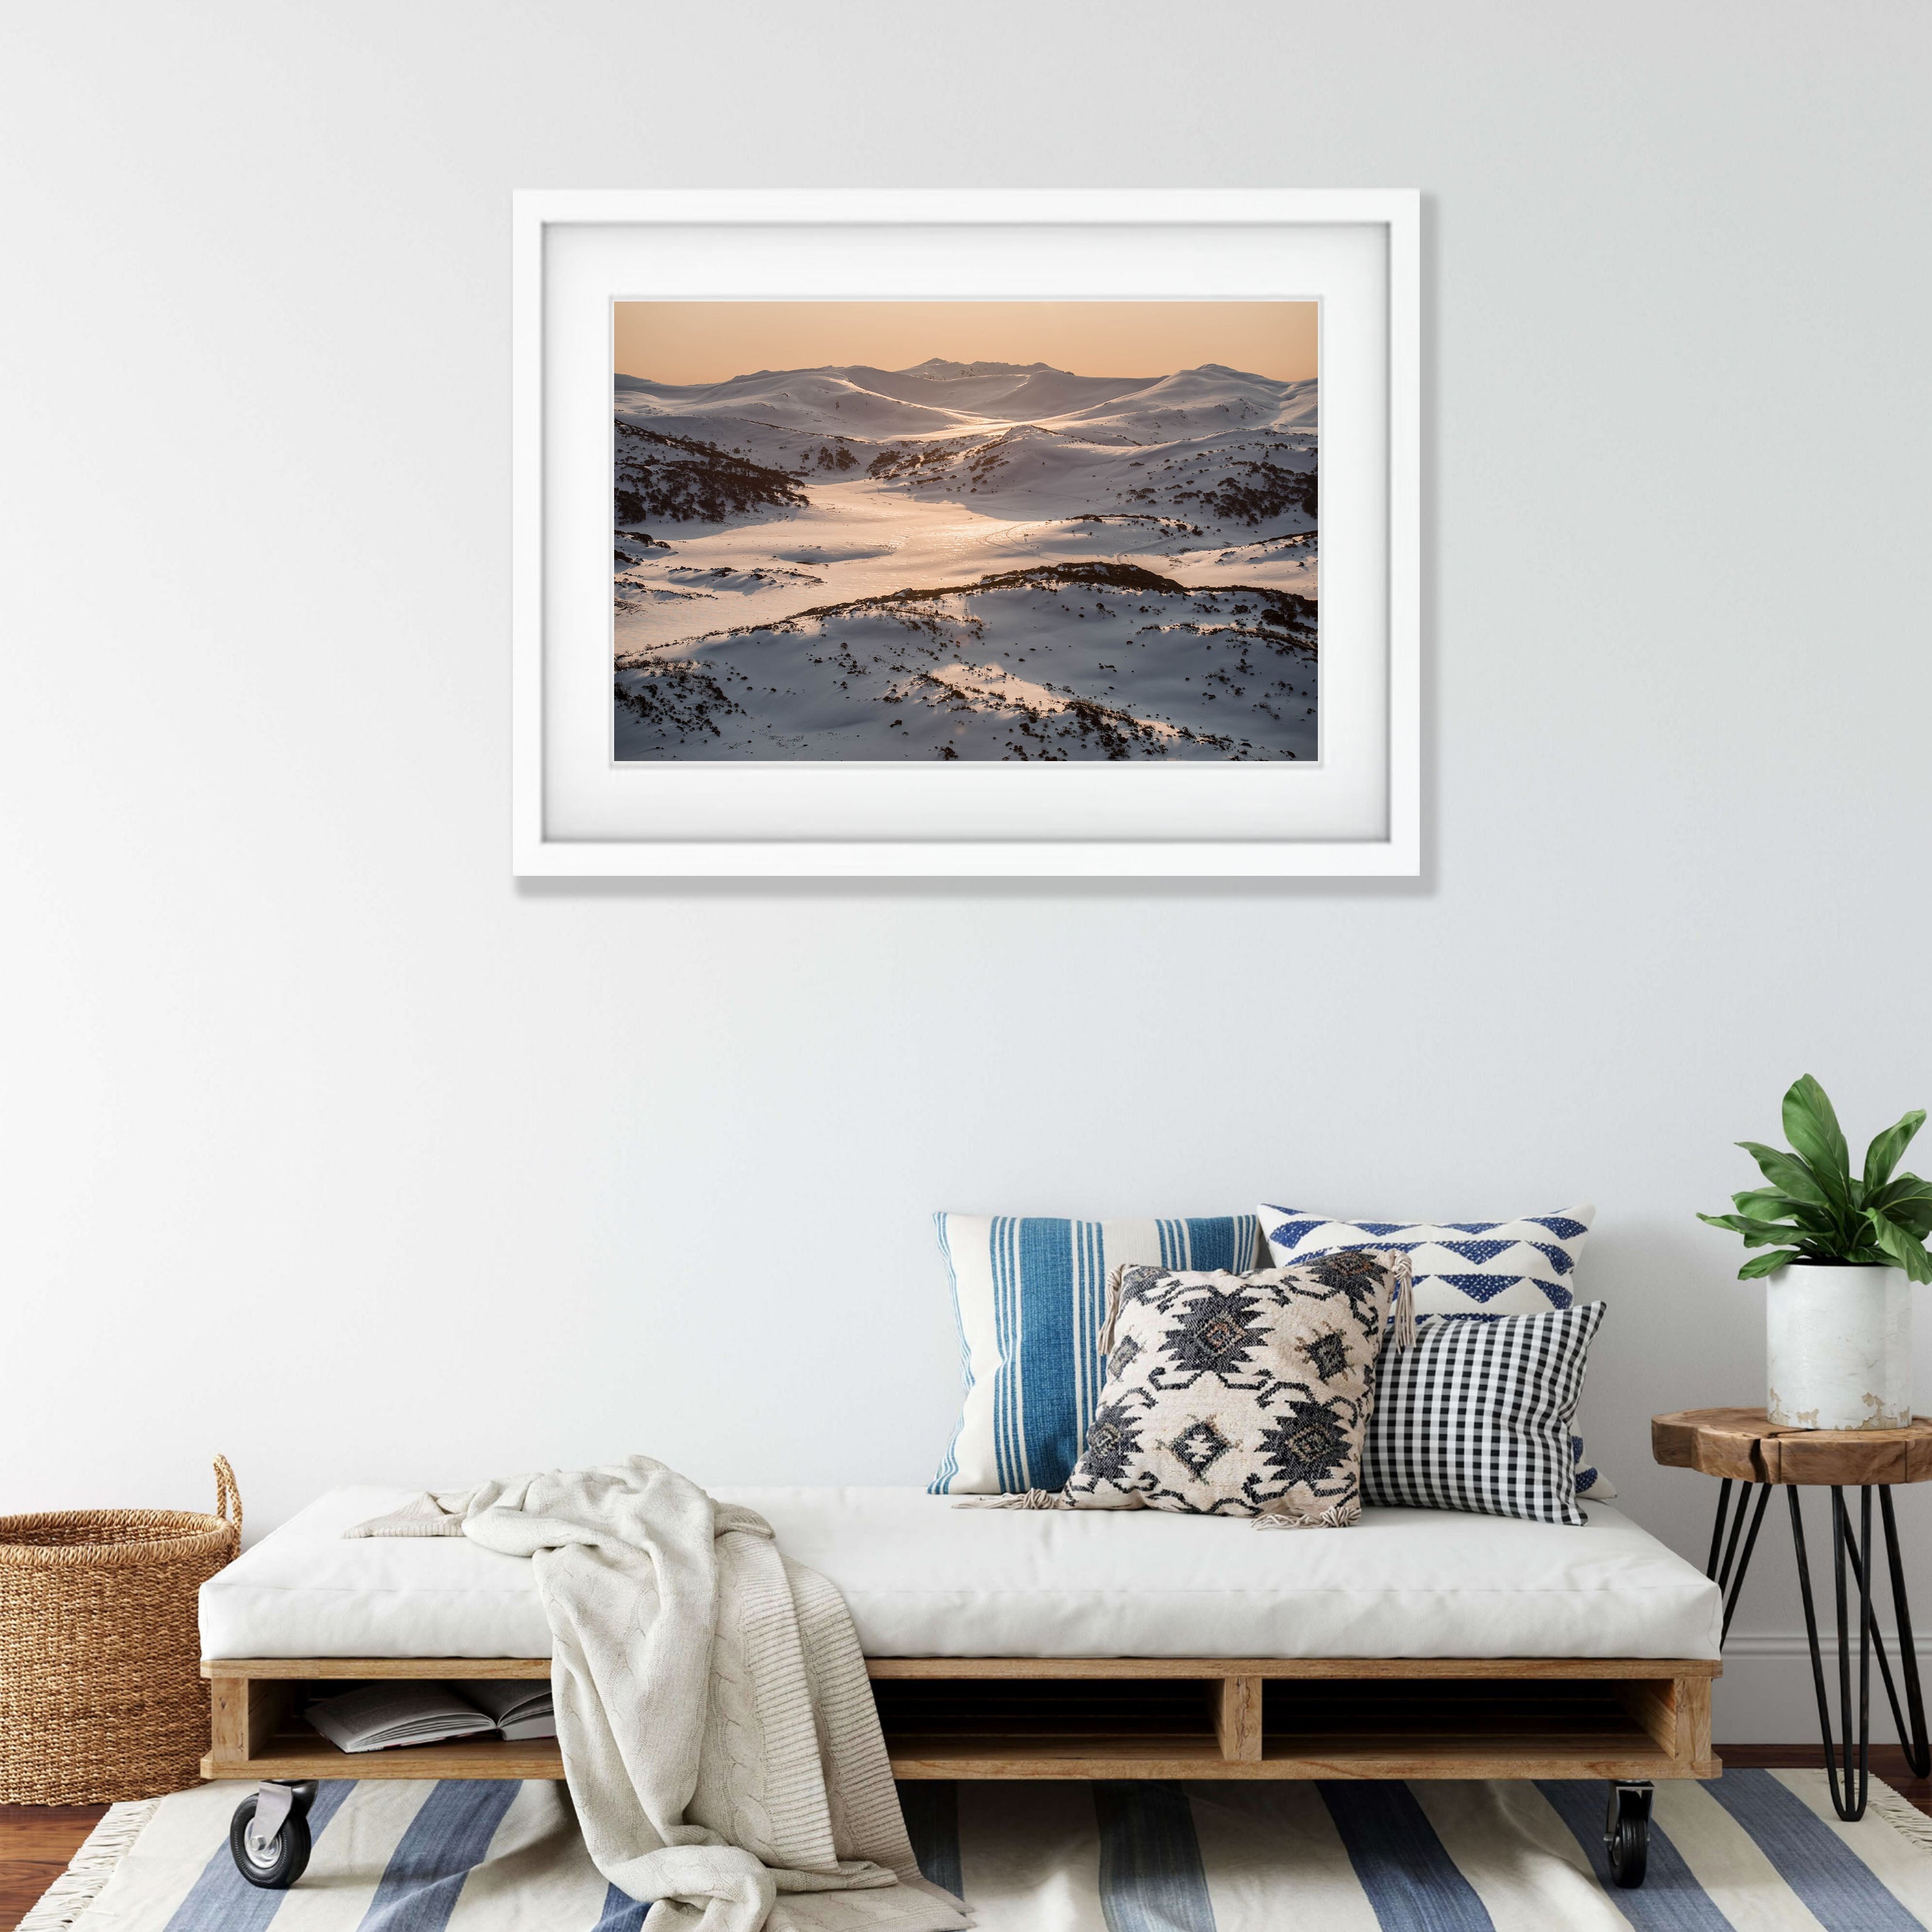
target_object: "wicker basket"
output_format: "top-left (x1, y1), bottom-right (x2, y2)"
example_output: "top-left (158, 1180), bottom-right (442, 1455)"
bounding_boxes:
top-left (0, 1457), bottom-right (241, 1802)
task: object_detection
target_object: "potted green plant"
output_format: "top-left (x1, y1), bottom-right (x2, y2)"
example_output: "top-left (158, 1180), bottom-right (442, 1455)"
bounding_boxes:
top-left (1699, 1075), bottom-right (1932, 1430)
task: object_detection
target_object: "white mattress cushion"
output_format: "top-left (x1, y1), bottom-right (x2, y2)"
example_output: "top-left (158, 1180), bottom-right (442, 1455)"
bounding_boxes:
top-left (199, 1484), bottom-right (1720, 1662)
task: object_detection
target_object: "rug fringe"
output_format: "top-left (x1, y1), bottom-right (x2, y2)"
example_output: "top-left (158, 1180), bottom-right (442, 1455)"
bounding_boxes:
top-left (1864, 1779), bottom-right (1932, 1854)
top-left (16, 1798), bottom-right (162, 1932)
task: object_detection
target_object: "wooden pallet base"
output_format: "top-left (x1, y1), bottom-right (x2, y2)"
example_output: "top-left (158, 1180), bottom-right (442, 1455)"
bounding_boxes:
top-left (203, 1655), bottom-right (1719, 1784)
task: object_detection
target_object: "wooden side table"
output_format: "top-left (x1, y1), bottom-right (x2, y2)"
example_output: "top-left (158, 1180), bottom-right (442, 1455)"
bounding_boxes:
top-left (1653, 1406), bottom-right (1932, 1820)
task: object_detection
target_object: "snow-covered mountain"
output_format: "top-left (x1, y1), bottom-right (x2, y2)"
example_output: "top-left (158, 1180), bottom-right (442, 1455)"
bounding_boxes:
top-left (611, 359), bottom-right (1318, 761)
top-left (617, 368), bottom-right (968, 437)
top-left (1045, 364), bottom-right (1317, 438)
top-left (617, 359), bottom-right (1314, 448)
top-left (848, 360), bottom-right (1164, 422)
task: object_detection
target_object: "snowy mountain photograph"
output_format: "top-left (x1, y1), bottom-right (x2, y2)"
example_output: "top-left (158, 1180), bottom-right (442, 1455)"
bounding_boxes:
top-left (612, 302), bottom-right (1318, 761)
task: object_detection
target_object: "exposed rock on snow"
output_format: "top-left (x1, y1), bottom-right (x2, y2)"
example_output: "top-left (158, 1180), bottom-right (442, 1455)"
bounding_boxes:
top-left (615, 563), bottom-right (1316, 762)
top-left (613, 423), bottom-right (807, 527)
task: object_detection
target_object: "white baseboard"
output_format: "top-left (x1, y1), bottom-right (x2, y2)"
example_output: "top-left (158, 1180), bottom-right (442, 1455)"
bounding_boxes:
top-left (1714, 1632), bottom-right (1930, 1743)
top-left (1725, 1633), bottom-right (1932, 1659)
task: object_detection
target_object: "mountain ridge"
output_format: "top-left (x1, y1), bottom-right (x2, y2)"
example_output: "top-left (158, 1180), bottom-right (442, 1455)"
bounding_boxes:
top-left (614, 361), bottom-right (1316, 441)
top-left (614, 357), bottom-right (1293, 392)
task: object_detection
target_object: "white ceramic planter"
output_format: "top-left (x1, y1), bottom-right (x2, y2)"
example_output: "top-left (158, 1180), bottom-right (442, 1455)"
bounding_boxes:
top-left (1766, 1263), bottom-right (1912, 1430)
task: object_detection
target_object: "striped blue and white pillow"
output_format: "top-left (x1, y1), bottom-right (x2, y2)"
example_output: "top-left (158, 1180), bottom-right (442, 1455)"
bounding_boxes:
top-left (929, 1213), bottom-right (1263, 1495)
top-left (1258, 1201), bottom-right (1615, 1499)
top-left (1363, 1302), bottom-right (1607, 1526)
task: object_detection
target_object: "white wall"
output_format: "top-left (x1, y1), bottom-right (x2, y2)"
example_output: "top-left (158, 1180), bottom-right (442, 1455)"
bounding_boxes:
top-left (3, 0), bottom-right (1928, 1742)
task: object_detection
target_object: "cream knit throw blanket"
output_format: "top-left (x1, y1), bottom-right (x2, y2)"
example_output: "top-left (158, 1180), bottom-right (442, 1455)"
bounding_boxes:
top-left (347, 1460), bottom-right (966, 1932)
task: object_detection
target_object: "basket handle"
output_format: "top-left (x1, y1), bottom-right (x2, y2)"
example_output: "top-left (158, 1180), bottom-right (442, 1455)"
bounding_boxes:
top-left (213, 1454), bottom-right (242, 1539)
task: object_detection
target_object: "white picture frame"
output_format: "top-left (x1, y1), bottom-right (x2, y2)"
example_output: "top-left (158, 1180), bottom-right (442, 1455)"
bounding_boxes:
top-left (512, 190), bottom-right (1419, 877)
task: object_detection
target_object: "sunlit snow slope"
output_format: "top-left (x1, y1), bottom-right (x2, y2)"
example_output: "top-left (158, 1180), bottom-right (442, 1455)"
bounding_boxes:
top-left (612, 359), bottom-right (1317, 761)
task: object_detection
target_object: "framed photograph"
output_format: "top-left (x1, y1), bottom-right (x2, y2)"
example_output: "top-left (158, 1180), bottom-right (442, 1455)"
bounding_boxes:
top-left (513, 190), bottom-right (1419, 876)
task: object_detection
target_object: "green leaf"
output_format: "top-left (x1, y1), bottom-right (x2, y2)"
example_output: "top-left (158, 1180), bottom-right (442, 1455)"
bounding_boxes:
top-left (1892, 1201), bottom-right (1932, 1242)
top-left (1783, 1075), bottom-right (1852, 1202)
top-left (1699, 1212), bottom-right (1751, 1234)
top-left (1700, 1212), bottom-right (1828, 1247)
top-left (1866, 1211), bottom-right (1932, 1284)
top-left (1869, 1174), bottom-right (1932, 1216)
top-left (1786, 1080), bottom-right (1852, 1193)
top-left (1865, 1111), bottom-right (1927, 1195)
top-left (1861, 1178), bottom-right (1932, 1242)
top-left (1738, 1140), bottom-right (1831, 1208)
top-left (1738, 1248), bottom-right (1801, 1279)
top-left (1732, 1190), bottom-right (1839, 1234)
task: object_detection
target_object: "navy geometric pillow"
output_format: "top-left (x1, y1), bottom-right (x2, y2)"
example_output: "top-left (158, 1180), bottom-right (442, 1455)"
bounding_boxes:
top-left (1260, 1203), bottom-right (1593, 1314)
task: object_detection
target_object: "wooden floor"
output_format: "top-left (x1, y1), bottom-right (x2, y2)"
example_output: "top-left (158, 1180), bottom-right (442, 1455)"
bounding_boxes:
top-left (2, 1750), bottom-right (1927, 1932)
top-left (0, 1805), bottom-right (107, 1932)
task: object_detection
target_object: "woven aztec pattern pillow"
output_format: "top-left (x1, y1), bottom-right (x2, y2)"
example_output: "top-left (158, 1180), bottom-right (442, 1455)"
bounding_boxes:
top-left (1258, 1201), bottom-right (1614, 1501)
top-left (929, 1213), bottom-right (1263, 1495)
top-left (1362, 1301), bottom-right (1606, 1526)
top-left (1048, 1251), bottom-right (1413, 1525)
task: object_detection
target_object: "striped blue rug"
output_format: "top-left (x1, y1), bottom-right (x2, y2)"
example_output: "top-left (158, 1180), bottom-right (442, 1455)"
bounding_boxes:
top-left (25, 1772), bottom-right (1932, 1931)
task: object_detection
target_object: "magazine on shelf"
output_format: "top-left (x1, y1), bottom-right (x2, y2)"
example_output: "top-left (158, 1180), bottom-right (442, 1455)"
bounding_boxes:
top-left (454, 1679), bottom-right (557, 1741)
top-left (305, 1680), bottom-right (556, 1753)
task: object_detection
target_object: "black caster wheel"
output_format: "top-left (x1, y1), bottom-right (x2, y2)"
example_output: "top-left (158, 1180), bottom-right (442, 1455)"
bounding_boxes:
top-left (1604, 1781), bottom-right (1653, 1890)
top-left (229, 1786), bottom-right (315, 1889)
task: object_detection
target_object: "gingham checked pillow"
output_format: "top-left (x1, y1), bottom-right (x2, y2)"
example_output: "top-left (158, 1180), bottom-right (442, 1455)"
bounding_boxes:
top-left (1258, 1202), bottom-right (1614, 1499)
top-left (1364, 1301), bottom-right (1608, 1526)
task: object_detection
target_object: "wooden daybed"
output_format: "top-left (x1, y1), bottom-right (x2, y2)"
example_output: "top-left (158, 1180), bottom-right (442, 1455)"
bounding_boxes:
top-left (200, 1486), bottom-right (1724, 1890)
top-left (205, 1650), bottom-right (1717, 1787)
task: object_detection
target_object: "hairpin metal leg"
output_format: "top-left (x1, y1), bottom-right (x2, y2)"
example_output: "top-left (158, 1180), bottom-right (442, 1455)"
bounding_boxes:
top-left (1827, 1490), bottom-right (1930, 1777)
top-left (1790, 1485), bottom-right (1874, 1820)
top-left (1705, 1477), bottom-right (1735, 1580)
top-left (1880, 1486), bottom-right (1931, 1777)
top-left (1705, 1477), bottom-right (1770, 1643)
top-left (1721, 1484), bottom-right (1770, 1642)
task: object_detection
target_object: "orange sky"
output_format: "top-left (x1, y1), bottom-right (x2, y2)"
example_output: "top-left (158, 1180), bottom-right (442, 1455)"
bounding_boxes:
top-left (613, 301), bottom-right (1318, 385)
